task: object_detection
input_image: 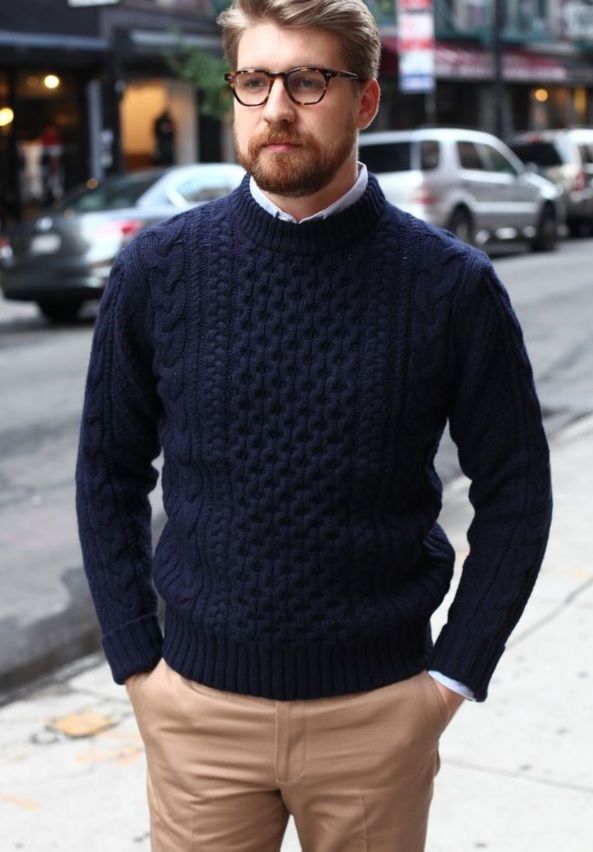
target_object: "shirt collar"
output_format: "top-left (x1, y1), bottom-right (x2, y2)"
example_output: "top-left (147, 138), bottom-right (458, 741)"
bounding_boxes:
top-left (249, 163), bottom-right (368, 224)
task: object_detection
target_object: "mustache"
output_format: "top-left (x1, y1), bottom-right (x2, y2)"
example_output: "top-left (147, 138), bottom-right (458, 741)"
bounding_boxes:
top-left (250, 130), bottom-right (310, 152)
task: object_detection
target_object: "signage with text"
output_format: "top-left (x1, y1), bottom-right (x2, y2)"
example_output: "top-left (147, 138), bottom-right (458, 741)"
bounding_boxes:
top-left (398, 0), bottom-right (435, 92)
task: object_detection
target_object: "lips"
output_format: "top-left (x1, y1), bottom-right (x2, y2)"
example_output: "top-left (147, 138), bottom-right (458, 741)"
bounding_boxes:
top-left (256, 135), bottom-right (303, 152)
top-left (263, 142), bottom-right (300, 153)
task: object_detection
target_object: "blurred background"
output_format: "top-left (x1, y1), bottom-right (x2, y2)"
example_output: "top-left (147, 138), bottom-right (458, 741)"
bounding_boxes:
top-left (1, 0), bottom-right (592, 225)
top-left (1, 2), bottom-right (592, 849)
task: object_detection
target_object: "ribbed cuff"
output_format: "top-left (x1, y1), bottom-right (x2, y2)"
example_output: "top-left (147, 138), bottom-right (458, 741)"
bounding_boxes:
top-left (102, 614), bottom-right (163, 684)
top-left (428, 623), bottom-right (505, 702)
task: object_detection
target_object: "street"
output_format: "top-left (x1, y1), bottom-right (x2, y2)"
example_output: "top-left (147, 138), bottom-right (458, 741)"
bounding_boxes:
top-left (0, 235), bottom-right (592, 850)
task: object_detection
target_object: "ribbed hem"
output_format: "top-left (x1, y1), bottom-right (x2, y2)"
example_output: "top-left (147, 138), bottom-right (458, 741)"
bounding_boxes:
top-left (103, 614), bottom-right (163, 685)
top-left (162, 608), bottom-right (432, 700)
top-left (428, 623), bottom-right (505, 702)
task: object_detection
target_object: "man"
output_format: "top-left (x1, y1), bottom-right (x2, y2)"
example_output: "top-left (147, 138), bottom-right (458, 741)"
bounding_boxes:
top-left (153, 108), bottom-right (176, 166)
top-left (76, 1), bottom-right (552, 849)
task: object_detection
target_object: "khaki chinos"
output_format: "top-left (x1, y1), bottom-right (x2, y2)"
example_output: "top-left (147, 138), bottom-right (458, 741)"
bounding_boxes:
top-left (126, 658), bottom-right (450, 852)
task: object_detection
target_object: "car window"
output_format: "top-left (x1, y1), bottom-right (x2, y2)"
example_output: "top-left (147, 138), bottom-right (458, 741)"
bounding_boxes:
top-left (419, 140), bottom-right (440, 170)
top-left (175, 176), bottom-right (238, 203)
top-left (457, 141), bottom-right (484, 170)
top-left (510, 142), bottom-right (562, 167)
top-left (54, 174), bottom-right (160, 211)
top-left (478, 144), bottom-right (519, 176)
top-left (359, 141), bottom-right (412, 173)
top-left (577, 144), bottom-right (593, 165)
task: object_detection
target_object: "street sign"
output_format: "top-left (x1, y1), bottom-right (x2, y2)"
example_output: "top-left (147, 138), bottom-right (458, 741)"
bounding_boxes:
top-left (398, 0), bottom-right (435, 92)
top-left (399, 0), bottom-right (433, 9)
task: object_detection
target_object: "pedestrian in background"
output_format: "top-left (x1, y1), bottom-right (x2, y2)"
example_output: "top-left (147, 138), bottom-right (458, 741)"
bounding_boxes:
top-left (40, 123), bottom-right (63, 205)
top-left (76, 1), bottom-right (552, 849)
top-left (152, 108), bottom-right (176, 166)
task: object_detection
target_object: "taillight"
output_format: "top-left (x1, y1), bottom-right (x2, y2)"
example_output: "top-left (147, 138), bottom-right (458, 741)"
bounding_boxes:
top-left (0, 234), bottom-right (12, 261)
top-left (96, 219), bottom-right (143, 244)
top-left (412, 187), bottom-right (437, 207)
top-left (573, 170), bottom-right (586, 192)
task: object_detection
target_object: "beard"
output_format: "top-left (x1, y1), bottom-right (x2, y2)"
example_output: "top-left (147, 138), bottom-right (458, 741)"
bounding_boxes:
top-left (235, 121), bottom-right (358, 198)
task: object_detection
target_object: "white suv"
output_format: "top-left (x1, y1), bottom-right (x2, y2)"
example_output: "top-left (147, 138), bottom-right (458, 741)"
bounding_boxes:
top-left (510, 128), bottom-right (593, 237)
top-left (358, 127), bottom-right (564, 252)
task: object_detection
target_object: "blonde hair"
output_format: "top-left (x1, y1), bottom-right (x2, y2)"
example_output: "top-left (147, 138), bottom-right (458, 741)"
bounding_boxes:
top-left (217, 0), bottom-right (381, 80)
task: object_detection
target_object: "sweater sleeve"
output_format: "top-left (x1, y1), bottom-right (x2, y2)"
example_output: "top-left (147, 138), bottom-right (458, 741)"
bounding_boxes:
top-left (75, 238), bottom-right (164, 684)
top-left (428, 259), bottom-right (552, 700)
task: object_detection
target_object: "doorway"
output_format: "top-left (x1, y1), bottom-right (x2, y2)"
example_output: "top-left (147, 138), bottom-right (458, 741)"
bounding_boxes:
top-left (120, 79), bottom-right (197, 170)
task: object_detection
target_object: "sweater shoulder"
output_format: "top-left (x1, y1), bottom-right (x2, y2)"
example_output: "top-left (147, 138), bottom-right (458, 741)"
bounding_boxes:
top-left (123, 190), bottom-right (237, 270)
top-left (395, 206), bottom-right (491, 276)
top-left (379, 204), bottom-right (493, 311)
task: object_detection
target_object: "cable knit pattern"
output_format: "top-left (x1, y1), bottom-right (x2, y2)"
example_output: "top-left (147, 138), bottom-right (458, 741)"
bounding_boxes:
top-left (76, 174), bottom-right (552, 701)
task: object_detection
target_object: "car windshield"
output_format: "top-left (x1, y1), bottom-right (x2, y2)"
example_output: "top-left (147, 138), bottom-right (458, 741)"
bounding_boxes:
top-left (53, 173), bottom-right (162, 212)
top-left (510, 142), bottom-right (562, 167)
top-left (360, 142), bottom-right (412, 173)
top-left (361, 140), bottom-right (440, 173)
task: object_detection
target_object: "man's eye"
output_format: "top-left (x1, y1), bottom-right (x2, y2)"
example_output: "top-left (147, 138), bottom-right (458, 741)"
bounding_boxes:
top-left (242, 76), bottom-right (268, 90)
top-left (291, 75), bottom-right (324, 91)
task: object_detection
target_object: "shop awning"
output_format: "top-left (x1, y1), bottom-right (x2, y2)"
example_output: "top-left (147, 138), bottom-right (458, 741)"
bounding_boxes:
top-left (0, 30), bottom-right (108, 51)
top-left (435, 42), bottom-right (567, 83)
top-left (381, 37), bottom-right (592, 85)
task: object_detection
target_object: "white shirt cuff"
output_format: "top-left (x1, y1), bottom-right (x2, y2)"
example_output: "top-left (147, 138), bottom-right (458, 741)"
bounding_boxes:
top-left (428, 670), bottom-right (475, 701)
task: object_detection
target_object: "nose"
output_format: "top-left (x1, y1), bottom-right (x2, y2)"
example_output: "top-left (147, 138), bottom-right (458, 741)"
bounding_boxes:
top-left (262, 76), bottom-right (296, 124)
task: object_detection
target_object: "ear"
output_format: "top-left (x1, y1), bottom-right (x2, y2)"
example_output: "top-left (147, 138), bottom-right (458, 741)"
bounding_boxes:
top-left (356, 79), bottom-right (381, 130)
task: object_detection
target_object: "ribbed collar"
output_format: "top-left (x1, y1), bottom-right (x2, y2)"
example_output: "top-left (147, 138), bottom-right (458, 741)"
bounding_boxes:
top-left (249, 163), bottom-right (369, 223)
top-left (229, 172), bottom-right (389, 255)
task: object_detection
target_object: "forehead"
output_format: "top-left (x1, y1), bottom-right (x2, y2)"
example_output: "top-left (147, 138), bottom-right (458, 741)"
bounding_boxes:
top-left (236, 22), bottom-right (346, 70)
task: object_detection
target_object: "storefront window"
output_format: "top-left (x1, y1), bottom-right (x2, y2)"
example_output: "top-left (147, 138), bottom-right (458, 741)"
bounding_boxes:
top-left (436, 1), bottom-right (490, 34)
top-left (365, 1), bottom-right (397, 27)
top-left (0, 71), bottom-right (15, 227)
top-left (14, 70), bottom-right (82, 208)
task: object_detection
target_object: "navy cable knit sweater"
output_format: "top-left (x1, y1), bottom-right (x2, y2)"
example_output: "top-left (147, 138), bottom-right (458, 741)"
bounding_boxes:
top-left (75, 174), bottom-right (552, 701)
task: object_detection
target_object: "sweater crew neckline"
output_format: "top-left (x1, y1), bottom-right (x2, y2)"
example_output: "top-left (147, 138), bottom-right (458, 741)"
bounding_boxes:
top-left (231, 173), bottom-right (389, 255)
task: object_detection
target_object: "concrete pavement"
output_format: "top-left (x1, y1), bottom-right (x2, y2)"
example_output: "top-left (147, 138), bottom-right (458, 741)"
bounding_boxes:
top-left (1, 416), bottom-right (592, 851)
top-left (0, 290), bottom-right (165, 693)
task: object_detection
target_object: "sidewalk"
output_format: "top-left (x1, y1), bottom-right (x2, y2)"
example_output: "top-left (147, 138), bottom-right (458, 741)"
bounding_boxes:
top-left (1, 417), bottom-right (592, 851)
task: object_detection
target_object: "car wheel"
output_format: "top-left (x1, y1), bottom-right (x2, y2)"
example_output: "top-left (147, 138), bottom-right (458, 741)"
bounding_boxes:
top-left (531, 205), bottom-right (557, 253)
top-left (37, 300), bottom-right (83, 324)
top-left (567, 219), bottom-right (590, 238)
top-left (446, 208), bottom-right (474, 245)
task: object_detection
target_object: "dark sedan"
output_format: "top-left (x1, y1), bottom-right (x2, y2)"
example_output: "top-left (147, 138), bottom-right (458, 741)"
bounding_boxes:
top-left (0, 163), bottom-right (245, 322)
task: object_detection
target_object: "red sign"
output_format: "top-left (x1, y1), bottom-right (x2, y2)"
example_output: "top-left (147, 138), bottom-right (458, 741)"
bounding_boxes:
top-left (398, 0), bottom-right (433, 11)
top-left (397, 2), bottom-right (435, 92)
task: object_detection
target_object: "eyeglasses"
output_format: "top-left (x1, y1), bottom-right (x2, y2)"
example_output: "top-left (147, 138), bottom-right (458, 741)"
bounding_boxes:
top-left (224, 67), bottom-right (362, 107)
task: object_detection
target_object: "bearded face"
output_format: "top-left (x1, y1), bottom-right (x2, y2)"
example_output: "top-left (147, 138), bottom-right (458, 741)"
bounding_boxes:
top-left (232, 24), bottom-right (374, 211)
top-left (235, 119), bottom-right (359, 199)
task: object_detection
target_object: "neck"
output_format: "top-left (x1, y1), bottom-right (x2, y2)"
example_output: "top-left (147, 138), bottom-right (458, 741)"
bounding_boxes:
top-left (260, 156), bottom-right (359, 222)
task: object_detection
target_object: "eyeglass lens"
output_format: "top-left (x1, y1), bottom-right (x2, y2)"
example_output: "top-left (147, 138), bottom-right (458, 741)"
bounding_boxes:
top-left (234, 69), bottom-right (327, 105)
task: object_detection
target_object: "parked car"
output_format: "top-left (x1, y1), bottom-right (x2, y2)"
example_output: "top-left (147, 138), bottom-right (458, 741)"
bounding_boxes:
top-left (358, 127), bottom-right (564, 252)
top-left (509, 128), bottom-right (593, 236)
top-left (0, 162), bottom-right (245, 322)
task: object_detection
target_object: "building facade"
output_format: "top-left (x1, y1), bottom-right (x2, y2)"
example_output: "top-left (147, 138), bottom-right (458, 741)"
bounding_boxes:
top-left (0, 0), bottom-right (225, 221)
top-left (2, 0), bottom-right (592, 222)
top-left (376, 0), bottom-right (593, 135)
